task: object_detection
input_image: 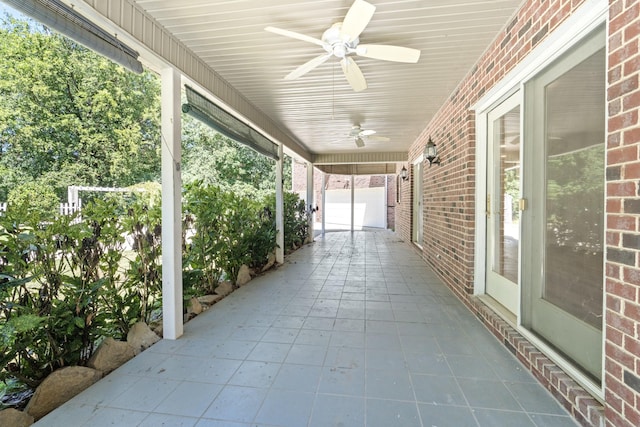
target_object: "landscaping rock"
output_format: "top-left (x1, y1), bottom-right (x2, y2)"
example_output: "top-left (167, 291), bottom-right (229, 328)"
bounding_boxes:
top-left (261, 252), bottom-right (276, 272)
top-left (127, 322), bottom-right (160, 355)
top-left (187, 297), bottom-right (203, 315)
top-left (153, 323), bottom-right (163, 338)
top-left (198, 294), bottom-right (223, 305)
top-left (215, 281), bottom-right (233, 297)
top-left (25, 367), bottom-right (102, 421)
top-left (236, 264), bottom-right (252, 287)
top-left (87, 337), bottom-right (135, 375)
top-left (0, 408), bottom-right (34, 427)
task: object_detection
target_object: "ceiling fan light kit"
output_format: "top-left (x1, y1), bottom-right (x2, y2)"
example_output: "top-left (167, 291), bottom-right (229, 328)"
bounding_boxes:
top-left (265, 0), bottom-right (421, 92)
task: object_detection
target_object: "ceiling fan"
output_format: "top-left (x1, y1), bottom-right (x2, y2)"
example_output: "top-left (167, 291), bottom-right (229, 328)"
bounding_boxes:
top-left (349, 125), bottom-right (390, 148)
top-left (265, 0), bottom-right (421, 92)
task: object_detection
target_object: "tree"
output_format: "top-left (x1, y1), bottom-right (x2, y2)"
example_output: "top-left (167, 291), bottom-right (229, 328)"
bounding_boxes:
top-left (181, 116), bottom-right (292, 198)
top-left (0, 17), bottom-right (161, 201)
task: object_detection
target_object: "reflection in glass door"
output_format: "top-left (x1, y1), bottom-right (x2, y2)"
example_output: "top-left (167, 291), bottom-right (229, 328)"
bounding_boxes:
top-left (486, 94), bottom-right (520, 313)
top-left (523, 26), bottom-right (605, 381)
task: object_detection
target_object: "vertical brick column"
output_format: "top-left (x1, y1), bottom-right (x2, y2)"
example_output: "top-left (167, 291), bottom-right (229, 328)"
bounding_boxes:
top-left (605, 1), bottom-right (640, 426)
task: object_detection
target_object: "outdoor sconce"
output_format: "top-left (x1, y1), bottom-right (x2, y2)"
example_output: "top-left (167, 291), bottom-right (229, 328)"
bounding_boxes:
top-left (400, 166), bottom-right (409, 181)
top-left (424, 137), bottom-right (442, 166)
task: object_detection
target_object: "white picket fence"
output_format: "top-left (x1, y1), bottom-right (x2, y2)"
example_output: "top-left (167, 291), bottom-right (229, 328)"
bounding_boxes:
top-left (0, 202), bottom-right (81, 217)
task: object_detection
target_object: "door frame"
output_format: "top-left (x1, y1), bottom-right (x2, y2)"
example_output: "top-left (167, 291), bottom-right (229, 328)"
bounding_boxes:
top-left (484, 91), bottom-right (522, 315)
top-left (472, 0), bottom-right (607, 398)
top-left (412, 156), bottom-right (424, 247)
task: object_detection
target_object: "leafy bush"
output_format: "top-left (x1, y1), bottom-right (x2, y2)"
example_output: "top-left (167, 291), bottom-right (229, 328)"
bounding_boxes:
top-left (265, 191), bottom-right (309, 252)
top-left (7, 181), bottom-right (59, 222)
top-left (1, 183), bottom-right (308, 393)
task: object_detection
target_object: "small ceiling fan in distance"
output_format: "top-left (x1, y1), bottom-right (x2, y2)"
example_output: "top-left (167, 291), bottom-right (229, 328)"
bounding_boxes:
top-left (349, 125), bottom-right (390, 148)
top-left (265, 0), bottom-right (421, 92)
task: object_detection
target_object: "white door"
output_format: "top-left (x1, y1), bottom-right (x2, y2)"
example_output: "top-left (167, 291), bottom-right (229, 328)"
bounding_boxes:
top-left (412, 161), bottom-right (423, 246)
top-left (522, 26), bottom-right (605, 381)
top-left (485, 93), bottom-right (521, 313)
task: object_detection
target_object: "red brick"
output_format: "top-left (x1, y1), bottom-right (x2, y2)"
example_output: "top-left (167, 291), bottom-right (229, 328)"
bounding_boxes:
top-left (623, 403), bottom-right (640, 427)
top-left (624, 56), bottom-right (640, 79)
top-left (624, 161), bottom-right (640, 179)
top-left (607, 372), bottom-right (636, 402)
top-left (607, 310), bottom-right (637, 336)
top-left (623, 267), bottom-right (640, 286)
top-left (623, 89), bottom-right (640, 111)
top-left (623, 127), bottom-right (640, 146)
top-left (610, 4), bottom-right (640, 35)
top-left (624, 302), bottom-right (640, 322)
top-left (607, 230), bottom-right (621, 245)
top-left (608, 215), bottom-right (637, 231)
top-left (607, 74), bottom-right (638, 101)
top-left (609, 110), bottom-right (639, 132)
top-left (608, 182), bottom-right (637, 197)
top-left (625, 17), bottom-right (640, 39)
top-left (608, 145), bottom-right (638, 165)
top-left (607, 262), bottom-right (621, 279)
top-left (607, 279), bottom-right (638, 302)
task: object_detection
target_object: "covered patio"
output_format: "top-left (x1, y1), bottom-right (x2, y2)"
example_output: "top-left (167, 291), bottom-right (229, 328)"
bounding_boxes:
top-left (35, 231), bottom-right (576, 427)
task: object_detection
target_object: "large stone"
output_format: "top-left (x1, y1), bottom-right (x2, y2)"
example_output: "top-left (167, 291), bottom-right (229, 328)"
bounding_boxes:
top-left (127, 322), bottom-right (160, 355)
top-left (198, 294), bottom-right (223, 305)
top-left (87, 337), bottom-right (135, 374)
top-left (25, 367), bottom-right (102, 421)
top-left (0, 408), bottom-right (34, 427)
top-left (187, 297), bottom-right (203, 315)
top-left (236, 265), bottom-right (252, 287)
top-left (261, 252), bottom-right (276, 273)
top-left (215, 281), bottom-right (233, 297)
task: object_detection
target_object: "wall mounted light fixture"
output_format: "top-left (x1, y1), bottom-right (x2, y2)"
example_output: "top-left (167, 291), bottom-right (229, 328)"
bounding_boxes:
top-left (400, 166), bottom-right (409, 181)
top-left (424, 137), bottom-right (442, 167)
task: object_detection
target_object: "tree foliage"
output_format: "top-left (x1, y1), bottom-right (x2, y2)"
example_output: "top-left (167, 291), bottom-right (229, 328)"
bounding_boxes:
top-left (181, 117), bottom-right (292, 199)
top-left (0, 17), bottom-right (161, 200)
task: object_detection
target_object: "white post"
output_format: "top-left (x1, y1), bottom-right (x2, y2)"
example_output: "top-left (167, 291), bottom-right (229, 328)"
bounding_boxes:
top-left (321, 173), bottom-right (326, 235)
top-left (350, 174), bottom-right (355, 232)
top-left (161, 67), bottom-right (183, 340)
top-left (275, 144), bottom-right (284, 264)
top-left (306, 162), bottom-right (314, 241)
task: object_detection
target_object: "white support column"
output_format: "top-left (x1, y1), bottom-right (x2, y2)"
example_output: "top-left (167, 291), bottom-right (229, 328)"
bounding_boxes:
top-left (275, 144), bottom-right (284, 264)
top-left (321, 173), bottom-right (326, 235)
top-left (350, 175), bottom-right (355, 232)
top-left (306, 162), bottom-right (314, 240)
top-left (161, 67), bottom-right (183, 340)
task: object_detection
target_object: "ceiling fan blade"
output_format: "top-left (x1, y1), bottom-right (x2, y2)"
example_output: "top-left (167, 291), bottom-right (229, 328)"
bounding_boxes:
top-left (285, 53), bottom-right (332, 80)
top-left (340, 57), bottom-right (367, 92)
top-left (265, 26), bottom-right (325, 47)
top-left (340, 0), bottom-right (376, 42)
top-left (355, 137), bottom-right (365, 148)
top-left (356, 44), bottom-right (421, 63)
top-left (360, 129), bottom-right (376, 136)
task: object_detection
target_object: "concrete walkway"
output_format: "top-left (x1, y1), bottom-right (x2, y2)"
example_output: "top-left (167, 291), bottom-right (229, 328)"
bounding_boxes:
top-left (35, 230), bottom-right (577, 427)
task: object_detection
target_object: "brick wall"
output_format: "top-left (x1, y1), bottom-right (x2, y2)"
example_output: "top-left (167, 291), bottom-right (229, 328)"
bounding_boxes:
top-left (394, 0), bottom-right (640, 425)
top-left (604, 1), bottom-right (640, 426)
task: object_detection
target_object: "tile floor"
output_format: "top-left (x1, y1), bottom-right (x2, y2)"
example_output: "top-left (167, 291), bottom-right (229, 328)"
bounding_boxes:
top-left (35, 230), bottom-right (578, 427)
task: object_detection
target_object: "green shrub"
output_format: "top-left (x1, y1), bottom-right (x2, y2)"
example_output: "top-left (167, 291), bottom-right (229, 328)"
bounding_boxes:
top-left (7, 181), bottom-right (59, 223)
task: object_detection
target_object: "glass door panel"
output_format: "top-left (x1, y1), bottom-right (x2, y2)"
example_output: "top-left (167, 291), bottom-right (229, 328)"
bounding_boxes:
top-left (486, 93), bottom-right (520, 313)
top-left (523, 26), bottom-right (605, 382)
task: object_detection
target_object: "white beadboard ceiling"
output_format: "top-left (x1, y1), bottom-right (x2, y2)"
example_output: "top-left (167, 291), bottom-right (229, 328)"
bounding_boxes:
top-left (130, 0), bottom-right (523, 157)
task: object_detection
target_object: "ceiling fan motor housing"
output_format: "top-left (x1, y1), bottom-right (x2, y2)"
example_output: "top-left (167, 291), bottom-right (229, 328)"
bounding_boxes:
top-left (322, 23), bottom-right (359, 58)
